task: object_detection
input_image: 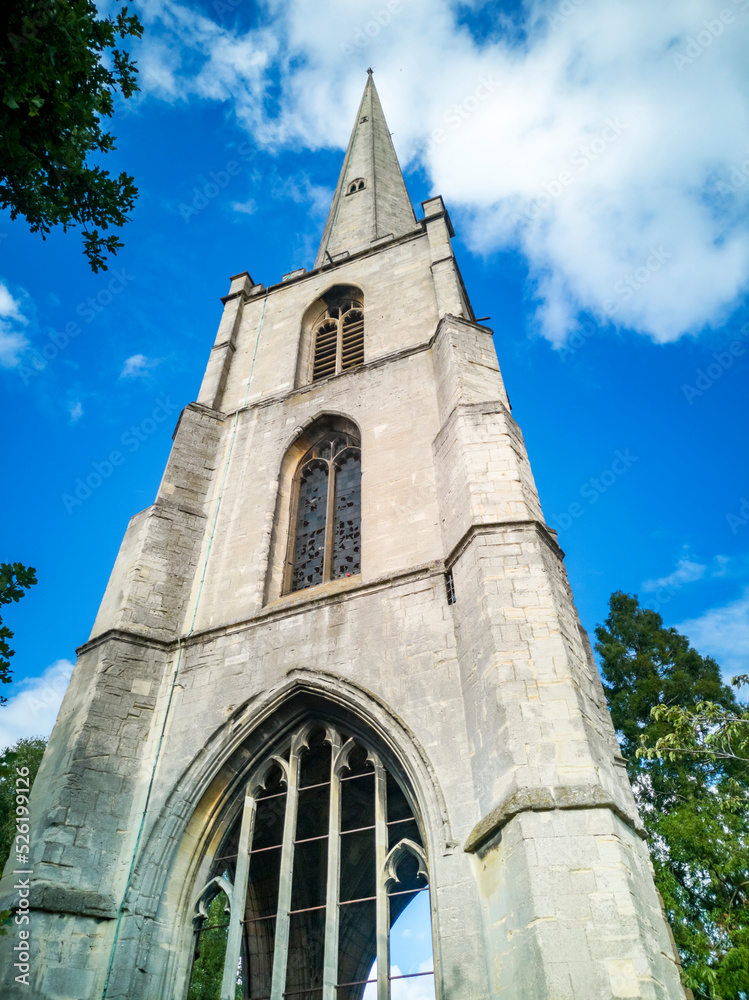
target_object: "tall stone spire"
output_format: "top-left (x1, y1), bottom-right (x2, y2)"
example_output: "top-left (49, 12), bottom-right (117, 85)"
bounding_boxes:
top-left (315, 70), bottom-right (416, 268)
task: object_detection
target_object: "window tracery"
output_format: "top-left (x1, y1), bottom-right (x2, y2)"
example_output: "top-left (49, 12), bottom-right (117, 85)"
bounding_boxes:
top-left (186, 722), bottom-right (434, 1000)
top-left (312, 297), bottom-right (364, 381)
top-left (346, 178), bottom-right (366, 195)
top-left (288, 432), bottom-right (361, 594)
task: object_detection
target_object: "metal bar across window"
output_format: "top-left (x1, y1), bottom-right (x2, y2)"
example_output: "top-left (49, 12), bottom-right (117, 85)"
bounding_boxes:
top-left (338, 885), bottom-right (430, 907)
top-left (217, 814), bottom-right (417, 862)
top-left (188, 721), bottom-right (434, 1000)
top-left (334, 970), bottom-right (435, 989)
top-left (241, 969), bottom-right (437, 1000)
top-left (238, 882), bottom-right (431, 929)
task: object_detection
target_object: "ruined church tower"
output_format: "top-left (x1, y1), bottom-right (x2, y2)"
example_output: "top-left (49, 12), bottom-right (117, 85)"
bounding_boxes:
top-left (1, 73), bottom-right (686, 1000)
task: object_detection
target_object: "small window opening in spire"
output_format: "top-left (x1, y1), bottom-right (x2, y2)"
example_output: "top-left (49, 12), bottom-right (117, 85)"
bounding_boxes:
top-left (346, 178), bottom-right (366, 196)
top-left (359, 115), bottom-right (369, 123)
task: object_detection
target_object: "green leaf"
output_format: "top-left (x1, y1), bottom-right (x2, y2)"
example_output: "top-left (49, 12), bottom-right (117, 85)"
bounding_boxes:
top-left (0, 0), bottom-right (142, 270)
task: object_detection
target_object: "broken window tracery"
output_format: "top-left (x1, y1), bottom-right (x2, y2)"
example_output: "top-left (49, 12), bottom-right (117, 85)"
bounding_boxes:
top-left (186, 722), bottom-right (435, 1000)
top-left (288, 432), bottom-right (361, 594)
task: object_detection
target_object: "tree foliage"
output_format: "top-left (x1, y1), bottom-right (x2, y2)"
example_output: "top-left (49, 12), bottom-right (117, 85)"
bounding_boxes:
top-left (0, 736), bottom-right (47, 935)
top-left (596, 592), bottom-right (749, 1000)
top-left (0, 0), bottom-right (142, 271)
top-left (640, 676), bottom-right (749, 766)
top-left (0, 737), bottom-right (47, 878)
top-left (0, 563), bottom-right (37, 704)
top-left (187, 891), bottom-right (242, 1000)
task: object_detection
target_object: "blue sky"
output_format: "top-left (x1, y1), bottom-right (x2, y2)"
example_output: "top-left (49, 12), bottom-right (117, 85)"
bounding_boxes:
top-left (1, 0), bottom-right (749, 747)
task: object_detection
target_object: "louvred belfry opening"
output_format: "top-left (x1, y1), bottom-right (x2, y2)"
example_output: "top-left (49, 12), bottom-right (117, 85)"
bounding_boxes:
top-left (312, 296), bottom-right (364, 382)
top-left (186, 722), bottom-right (435, 1000)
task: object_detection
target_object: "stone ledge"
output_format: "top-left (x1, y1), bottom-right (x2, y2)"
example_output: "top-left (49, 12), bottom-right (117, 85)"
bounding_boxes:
top-left (77, 628), bottom-right (173, 657)
top-left (0, 882), bottom-right (116, 919)
top-left (195, 560), bottom-right (446, 642)
top-left (76, 562), bottom-right (447, 658)
top-left (464, 783), bottom-right (645, 854)
top-left (219, 313), bottom-right (492, 418)
top-left (446, 518), bottom-right (565, 570)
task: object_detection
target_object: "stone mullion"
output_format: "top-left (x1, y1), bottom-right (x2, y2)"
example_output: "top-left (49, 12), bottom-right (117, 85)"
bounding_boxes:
top-left (322, 457), bottom-right (336, 583)
top-left (335, 317), bottom-right (343, 375)
top-left (373, 756), bottom-right (390, 1000)
top-left (322, 730), bottom-right (343, 1000)
top-left (269, 743), bottom-right (303, 1000)
top-left (221, 788), bottom-right (256, 1000)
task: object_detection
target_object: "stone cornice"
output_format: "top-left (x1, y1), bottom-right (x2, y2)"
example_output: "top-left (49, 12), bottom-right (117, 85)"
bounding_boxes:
top-left (445, 518), bottom-right (565, 571)
top-left (220, 313), bottom-right (494, 419)
top-left (252, 226), bottom-right (428, 298)
top-left (77, 561), bottom-right (447, 657)
top-left (464, 784), bottom-right (646, 855)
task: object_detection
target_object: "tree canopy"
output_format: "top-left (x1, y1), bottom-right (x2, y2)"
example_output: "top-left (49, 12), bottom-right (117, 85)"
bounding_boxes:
top-left (596, 592), bottom-right (748, 1000)
top-left (0, 736), bottom-right (47, 878)
top-left (0, 0), bottom-right (142, 271)
top-left (0, 563), bottom-right (37, 704)
top-left (641, 679), bottom-right (749, 767)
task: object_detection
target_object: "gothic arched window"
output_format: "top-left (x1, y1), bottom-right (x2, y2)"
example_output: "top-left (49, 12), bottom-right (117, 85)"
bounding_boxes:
top-left (346, 178), bottom-right (366, 195)
top-left (186, 722), bottom-right (435, 1000)
top-left (286, 430), bottom-right (361, 593)
top-left (312, 295), bottom-right (364, 381)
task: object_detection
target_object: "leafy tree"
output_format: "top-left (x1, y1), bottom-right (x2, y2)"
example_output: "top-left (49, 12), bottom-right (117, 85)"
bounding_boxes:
top-left (0, 1), bottom-right (142, 271)
top-left (0, 736), bottom-right (47, 939)
top-left (640, 676), bottom-right (749, 766)
top-left (0, 563), bottom-right (37, 704)
top-left (187, 891), bottom-right (242, 1000)
top-left (596, 592), bottom-right (749, 1000)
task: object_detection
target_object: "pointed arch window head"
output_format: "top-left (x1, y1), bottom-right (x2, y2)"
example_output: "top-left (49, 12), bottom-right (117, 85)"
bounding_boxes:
top-left (287, 431), bottom-right (361, 594)
top-left (312, 295), bottom-right (364, 382)
top-left (346, 178), bottom-right (366, 195)
top-left (186, 720), bottom-right (435, 1000)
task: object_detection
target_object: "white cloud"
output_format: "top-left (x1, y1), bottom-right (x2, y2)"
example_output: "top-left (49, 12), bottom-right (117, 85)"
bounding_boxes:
top-left (0, 660), bottom-right (73, 748)
top-left (232, 198), bottom-right (257, 215)
top-left (120, 353), bottom-right (160, 378)
top-left (642, 550), bottom-right (749, 594)
top-left (132, 0), bottom-right (749, 345)
top-left (677, 588), bottom-right (749, 681)
top-left (69, 400), bottom-right (84, 422)
top-left (0, 280), bottom-right (30, 368)
top-left (363, 964), bottom-right (435, 1000)
top-left (642, 557), bottom-right (708, 592)
top-left (0, 282), bottom-right (25, 322)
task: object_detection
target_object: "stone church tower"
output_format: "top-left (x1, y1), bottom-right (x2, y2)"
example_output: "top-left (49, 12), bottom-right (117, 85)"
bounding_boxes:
top-left (2, 73), bottom-right (686, 1000)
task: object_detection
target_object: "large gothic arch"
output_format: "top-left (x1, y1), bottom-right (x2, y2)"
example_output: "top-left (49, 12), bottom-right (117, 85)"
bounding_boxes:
top-left (113, 672), bottom-right (452, 1000)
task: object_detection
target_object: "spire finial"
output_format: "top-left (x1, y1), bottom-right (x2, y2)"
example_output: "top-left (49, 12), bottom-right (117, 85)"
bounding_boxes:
top-left (367, 67), bottom-right (374, 76)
